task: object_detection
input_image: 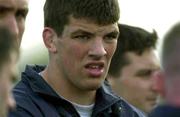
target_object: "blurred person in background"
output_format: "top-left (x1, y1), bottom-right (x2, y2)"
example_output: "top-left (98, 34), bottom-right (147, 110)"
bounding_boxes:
top-left (0, 0), bottom-right (29, 47)
top-left (0, 27), bottom-right (19, 117)
top-left (149, 22), bottom-right (180, 117)
top-left (0, 0), bottom-right (28, 116)
top-left (107, 24), bottom-right (160, 116)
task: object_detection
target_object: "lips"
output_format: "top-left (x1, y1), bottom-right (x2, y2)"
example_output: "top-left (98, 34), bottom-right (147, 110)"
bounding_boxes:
top-left (84, 62), bottom-right (104, 77)
top-left (147, 97), bottom-right (157, 105)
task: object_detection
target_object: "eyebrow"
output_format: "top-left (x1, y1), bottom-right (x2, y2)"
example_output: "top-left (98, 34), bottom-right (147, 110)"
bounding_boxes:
top-left (71, 29), bottom-right (94, 36)
top-left (135, 67), bottom-right (160, 76)
top-left (0, 5), bottom-right (15, 12)
top-left (17, 8), bottom-right (29, 16)
top-left (106, 30), bottom-right (119, 36)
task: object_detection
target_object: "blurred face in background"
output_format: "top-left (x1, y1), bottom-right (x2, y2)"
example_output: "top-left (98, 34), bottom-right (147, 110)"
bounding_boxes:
top-left (0, 50), bottom-right (19, 117)
top-left (109, 49), bottom-right (160, 113)
top-left (0, 0), bottom-right (29, 46)
top-left (162, 39), bottom-right (180, 107)
top-left (0, 0), bottom-right (28, 115)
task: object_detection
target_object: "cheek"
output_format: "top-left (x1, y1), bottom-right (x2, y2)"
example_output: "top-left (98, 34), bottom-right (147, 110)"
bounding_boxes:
top-left (69, 43), bottom-right (87, 59)
top-left (123, 80), bottom-right (145, 100)
top-left (123, 78), bottom-right (142, 90)
top-left (106, 43), bottom-right (117, 58)
top-left (123, 79), bottom-right (135, 88)
top-left (18, 20), bottom-right (25, 36)
top-left (62, 43), bottom-right (86, 68)
top-left (72, 46), bottom-right (83, 58)
top-left (121, 79), bottom-right (140, 99)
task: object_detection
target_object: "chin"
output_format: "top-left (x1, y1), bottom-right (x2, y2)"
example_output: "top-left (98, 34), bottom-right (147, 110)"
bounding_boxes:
top-left (84, 84), bottom-right (102, 91)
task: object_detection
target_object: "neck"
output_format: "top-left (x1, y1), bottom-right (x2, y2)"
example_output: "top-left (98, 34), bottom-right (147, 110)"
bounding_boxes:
top-left (41, 65), bottom-right (96, 105)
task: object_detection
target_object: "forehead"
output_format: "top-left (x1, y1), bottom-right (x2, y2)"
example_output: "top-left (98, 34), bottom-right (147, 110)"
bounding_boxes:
top-left (0, 0), bottom-right (14, 6)
top-left (15, 0), bottom-right (28, 8)
top-left (63, 16), bottom-right (119, 35)
top-left (0, 0), bottom-right (28, 9)
top-left (125, 50), bottom-right (160, 70)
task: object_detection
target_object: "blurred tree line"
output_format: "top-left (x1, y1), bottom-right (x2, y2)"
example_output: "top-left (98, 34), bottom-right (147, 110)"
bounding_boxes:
top-left (19, 43), bottom-right (48, 73)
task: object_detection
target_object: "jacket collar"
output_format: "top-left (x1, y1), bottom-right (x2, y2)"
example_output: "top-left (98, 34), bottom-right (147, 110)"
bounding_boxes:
top-left (23, 65), bottom-right (60, 99)
top-left (23, 65), bottom-right (121, 111)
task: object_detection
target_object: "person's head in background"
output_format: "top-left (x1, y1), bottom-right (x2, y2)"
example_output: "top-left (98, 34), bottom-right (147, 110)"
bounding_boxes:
top-left (155, 22), bottom-right (180, 107)
top-left (0, 0), bottom-right (29, 47)
top-left (0, 0), bottom-right (28, 116)
top-left (0, 27), bottom-right (19, 117)
top-left (108, 24), bottom-right (160, 113)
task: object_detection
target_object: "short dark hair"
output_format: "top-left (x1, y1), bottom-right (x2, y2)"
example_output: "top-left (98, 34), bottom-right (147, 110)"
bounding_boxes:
top-left (0, 27), bottom-right (18, 66)
top-left (108, 24), bottom-right (158, 77)
top-left (44, 0), bottom-right (120, 36)
top-left (161, 22), bottom-right (180, 68)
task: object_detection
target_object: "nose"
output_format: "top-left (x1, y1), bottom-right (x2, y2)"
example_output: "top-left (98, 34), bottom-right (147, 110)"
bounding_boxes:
top-left (5, 15), bottom-right (19, 40)
top-left (151, 71), bottom-right (162, 93)
top-left (88, 39), bottom-right (107, 59)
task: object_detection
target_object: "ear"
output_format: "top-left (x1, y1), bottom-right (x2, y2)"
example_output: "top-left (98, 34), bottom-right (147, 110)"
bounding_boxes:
top-left (42, 27), bottom-right (57, 53)
top-left (153, 71), bottom-right (166, 97)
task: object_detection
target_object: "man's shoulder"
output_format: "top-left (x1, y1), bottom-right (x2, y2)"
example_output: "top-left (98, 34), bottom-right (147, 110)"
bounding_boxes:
top-left (10, 80), bottom-right (59, 117)
top-left (96, 87), bottom-right (140, 117)
top-left (11, 79), bottom-right (42, 116)
top-left (120, 99), bottom-right (142, 117)
top-left (102, 81), bottom-right (142, 117)
top-left (10, 65), bottom-right (58, 117)
top-left (128, 103), bottom-right (147, 117)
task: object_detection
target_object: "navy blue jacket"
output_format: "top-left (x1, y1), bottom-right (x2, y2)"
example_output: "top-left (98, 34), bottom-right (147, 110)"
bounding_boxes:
top-left (149, 105), bottom-right (180, 117)
top-left (9, 65), bottom-right (139, 117)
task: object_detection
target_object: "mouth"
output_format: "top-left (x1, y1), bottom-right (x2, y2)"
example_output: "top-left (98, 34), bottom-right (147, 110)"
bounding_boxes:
top-left (84, 62), bottom-right (104, 77)
top-left (147, 97), bottom-right (157, 105)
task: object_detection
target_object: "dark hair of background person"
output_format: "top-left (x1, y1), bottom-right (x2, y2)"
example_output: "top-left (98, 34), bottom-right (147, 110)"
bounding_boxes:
top-left (108, 24), bottom-right (158, 77)
top-left (44, 0), bottom-right (120, 36)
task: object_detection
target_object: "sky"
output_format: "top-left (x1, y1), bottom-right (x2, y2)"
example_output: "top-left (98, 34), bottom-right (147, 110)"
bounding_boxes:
top-left (21, 0), bottom-right (180, 55)
top-left (21, 0), bottom-right (45, 49)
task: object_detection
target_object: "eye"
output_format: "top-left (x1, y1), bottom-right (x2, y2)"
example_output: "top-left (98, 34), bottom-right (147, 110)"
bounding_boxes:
top-left (104, 32), bottom-right (119, 42)
top-left (136, 70), bottom-right (153, 78)
top-left (0, 7), bottom-right (6, 14)
top-left (73, 35), bottom-right (91, 41)
top-left (106, 35), bottom-right (117, 40)
top-left (0, 7), bottom-right (11, 17)
top-left (16, 9), bottom-right (28, 20)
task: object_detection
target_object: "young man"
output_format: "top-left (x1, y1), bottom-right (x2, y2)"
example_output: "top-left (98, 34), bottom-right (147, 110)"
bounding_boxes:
top-left (0, 0), bottom-right (29, 47)
top-left (9, 0), bottom-right (140, 116)
top-left (107, 24), bottom-right (160, 116)
top-left (149, 22), bottom-right (180, 117)
top-left (0, 27), bottom-right (19, 117)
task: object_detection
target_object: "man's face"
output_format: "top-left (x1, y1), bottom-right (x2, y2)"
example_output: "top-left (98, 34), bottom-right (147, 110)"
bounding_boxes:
top-left (0, 51), bottom-right (18, 117)
top-left (0, 0), bottom-right (28, 46)
top-left (110, 49), bottom-right (160, 113)
top-left (53, 16), bottom-right (119, 92)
